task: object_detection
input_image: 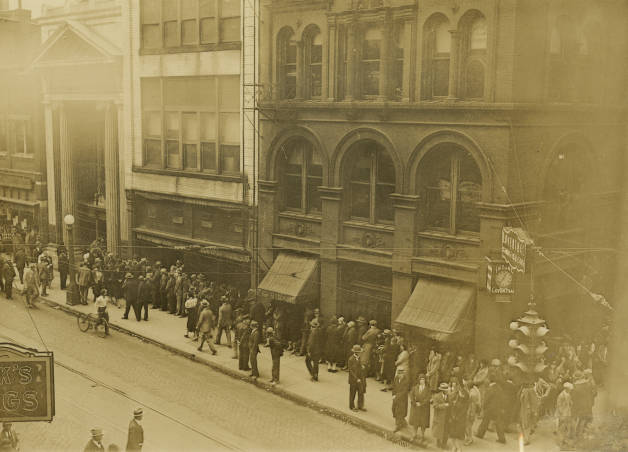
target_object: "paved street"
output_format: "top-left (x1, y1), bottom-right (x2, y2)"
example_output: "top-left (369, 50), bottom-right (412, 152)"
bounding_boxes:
top-left (0, 296), bottom-right (404, 452)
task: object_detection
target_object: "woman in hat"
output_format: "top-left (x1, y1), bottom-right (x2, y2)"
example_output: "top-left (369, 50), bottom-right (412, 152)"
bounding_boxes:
top-left (426, 350), bottom-right (441, 392)
top-left (325, 315), bottom-right (339, 373)
top-left (184, 289), bottom-right (199, 339)
top-left (447, 378), bottom-right (469, 452)
top-left (409, 374), bottom-right (431, 443)
top-left (431, 382), bottom-right (451, 449)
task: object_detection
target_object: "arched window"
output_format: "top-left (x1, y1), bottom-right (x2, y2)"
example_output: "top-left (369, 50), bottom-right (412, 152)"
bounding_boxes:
top-left (279, 139), bottom-right (323, 214)
top-left (346, 141), bottom-right (395, 224)
top-left (460, 13), bottom-right (487, 99)
top-left (422, 15), bottom-right (451, 99)
top-left (277, 28), bottom-right (297, 100)
top-left (361, 26), bottom-right (382, 97)
top-left (304, 27), bottom-right (323, 99)
top-left (418, 146), bottom-right (482, 233)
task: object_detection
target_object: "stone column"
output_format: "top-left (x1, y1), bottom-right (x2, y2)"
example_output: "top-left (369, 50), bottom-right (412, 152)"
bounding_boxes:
top-left (319, 186), bottom-right (343, 316)
top-left (104, 103), bottom-right (120, 256)
top-left (447, 30), bottom-right (460, 100)
top-left (58, 103), bottom-right (76, 248)
top-left (43, 101), bottom-right (57, 241)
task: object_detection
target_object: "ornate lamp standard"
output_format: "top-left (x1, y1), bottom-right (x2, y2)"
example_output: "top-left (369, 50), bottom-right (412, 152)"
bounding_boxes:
top-left (63, 214), bottom-right (79, 306)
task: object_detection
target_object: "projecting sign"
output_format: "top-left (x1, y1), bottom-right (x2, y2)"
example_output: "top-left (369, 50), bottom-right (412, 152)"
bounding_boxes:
top-left (0, 343), bottom-right (55, 422)
top-left (486, 259), bottom-right (515, 295)
top-left (501, 227), bottom-right (534, 273)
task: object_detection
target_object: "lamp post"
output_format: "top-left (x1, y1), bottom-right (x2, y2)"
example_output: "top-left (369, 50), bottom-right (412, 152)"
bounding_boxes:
top-left (63, 214), bottom-right (79, 306)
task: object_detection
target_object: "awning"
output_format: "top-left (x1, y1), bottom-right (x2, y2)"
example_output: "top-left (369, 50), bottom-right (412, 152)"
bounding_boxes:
top-left (257, 253), bottom-right (319, 304)
top-left (395, 278), bottom-right (475, 342)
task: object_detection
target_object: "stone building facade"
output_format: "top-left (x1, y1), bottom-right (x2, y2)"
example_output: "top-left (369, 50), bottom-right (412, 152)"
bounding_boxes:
top-left (257, 0), bottom-right (626, 357)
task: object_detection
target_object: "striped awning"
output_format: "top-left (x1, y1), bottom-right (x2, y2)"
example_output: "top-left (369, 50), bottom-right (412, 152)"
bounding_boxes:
top-left (396, 278), bottom-right (474, 342)
top-left (257, 253), bottom-right (319, 304)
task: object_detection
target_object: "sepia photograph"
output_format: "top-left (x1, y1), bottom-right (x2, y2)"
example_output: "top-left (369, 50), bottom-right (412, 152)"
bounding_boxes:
top-left (0, 0), bottom-right (626, 450)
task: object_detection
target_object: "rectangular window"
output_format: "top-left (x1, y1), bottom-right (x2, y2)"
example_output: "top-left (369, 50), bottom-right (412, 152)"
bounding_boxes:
top-left (219, 0), bottom-right (240, 42)
top-left (361, 27), bottom-right (381, 97)
top-left (200, 0), bottom-right (217, 43)
top-left (141, 0), bottom-right (161, 49)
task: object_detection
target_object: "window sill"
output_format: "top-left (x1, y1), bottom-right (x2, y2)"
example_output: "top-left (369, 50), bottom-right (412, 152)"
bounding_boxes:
top-left (140, 42), bottom-right (241, 55)
top-left (11, 154), bottom-right (34, 159)
top-left (343, 220), bottom-right (395, 232)
top-left (132, 166), bottom-right (242, 182)
top-left (417, 230), bottom-right (480, 245)
top-left (278, 211), bottom-right (322, 221)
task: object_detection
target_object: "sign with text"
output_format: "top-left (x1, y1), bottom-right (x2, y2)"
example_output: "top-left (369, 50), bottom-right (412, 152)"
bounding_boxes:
top-left (486, 258), bottom-right (515, 295)
top-left (0, 343), bottom-right (54, 422)
top-left (501, 227), bottom-right (534, 273)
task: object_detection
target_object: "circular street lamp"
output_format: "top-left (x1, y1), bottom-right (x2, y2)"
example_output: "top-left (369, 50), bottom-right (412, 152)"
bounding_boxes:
top-left (63, 214), bottom-right (79, 306)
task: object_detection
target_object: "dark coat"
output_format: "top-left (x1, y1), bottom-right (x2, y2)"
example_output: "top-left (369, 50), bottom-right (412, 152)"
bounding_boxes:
top-left (250, 302), bottom-right (266, 325)
top-left (348, 354), bottom-right (366, 392)
top-left (344, 326), bottom-right (358, 353)
top-left (126, 418), bottom-right (144, 451)
top-left (123, 278), bottom-right (140, 304)
top-left (306, 327), bottom-right (324, 359)
top-left (448, 389), bottom-right (470, 440)
top-left (392, 371), bottom-right (410, 420)
top-left (2, 262), bottom-right (15, 282)
top-left (248, 327), bottom-right (261, 354)
top-left (83, 439), bottom-right (105, 452)
top-left (324, 322), bottom-right (339, 362)
top-left (484, 382), bottom-right (506, 419)
top-left (409, 383), bottom-right (431, 428)
top-left (269, 336), bottom-right (283, 359)
top-left (139, 279), bottom-right (154, 302)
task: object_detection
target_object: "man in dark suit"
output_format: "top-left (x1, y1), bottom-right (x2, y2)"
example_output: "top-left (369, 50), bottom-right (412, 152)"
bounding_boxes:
top-left (248, 320), bottom-right (261, 379)
top-left (138, 274), bottom-right (153, 321)
top-left (475, 376), bottom-right (506, 443)
top-left (126, 408), bottom-right (144, 451)
top-left (268, 326), bottom-right (283, 384)
top-left (348, 345), bottom-right (367, 411)
top-left (305, 319), bottom-right (323, 382)
top-left (122, 273), bottom-right (139, 320)
top-left (57, 248), bottom-right (68, 290)
top-left (239, 319), bottom-right (251, 371)
top-left (2, 259), bottom-right (15, 300)
top-left (83, 427), bottom-right (105, 452)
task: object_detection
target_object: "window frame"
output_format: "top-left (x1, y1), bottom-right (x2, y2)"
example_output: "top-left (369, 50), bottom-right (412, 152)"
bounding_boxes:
top-left (460, 15), bottom-right (488, 100)
top-left (422, 16), bottom-right (451, 100)
top-left (359, 25), bottom-right (382, 99)
top-left (141, 76), bottom-right (240, 175)
top-left (304, 28), bottom-right (323, 100)
top-left (6, 116), bottom-right (32, 156)
top-left (277, 28), bottom-right (297, 100)
top-left (280, 140), bottom-right (323, 215)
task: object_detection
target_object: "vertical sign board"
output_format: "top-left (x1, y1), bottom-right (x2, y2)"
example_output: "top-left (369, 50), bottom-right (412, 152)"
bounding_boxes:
top-left (501, 227), bottom-right (534, 273)
top-left (0, 343), bottom-right (54, 422)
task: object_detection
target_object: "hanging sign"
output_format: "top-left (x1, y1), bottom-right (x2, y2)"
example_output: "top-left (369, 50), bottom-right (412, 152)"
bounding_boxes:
top-left (486, 258), bottom-right (515, 295)
top-left (501, 227), bottom-right (534, 273)
top-left (0, 343), bottom-right (55, 422)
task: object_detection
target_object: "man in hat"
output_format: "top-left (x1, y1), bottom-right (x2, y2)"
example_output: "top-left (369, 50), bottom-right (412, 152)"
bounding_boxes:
top-left (14, 246), bottom-right (26, 285)
top-left (83, 427), bottom-right (105, 452)
top-left (2, 258), bottom-right (15, 300)
top-left (572, 370), bottom-right (596, 439)
top-left (239, 318), bottom-right (251, 371)
top-left (475, 375), bottom-right (506, 444)
top-left (268, 326), bottom-right (283, 384)
top-left (23, 262), bottom-right (39, 308)
top-left (432, 382), bottom-right (450, 448)
top-left (57, 247), bottom-right (68, 290)
top-left (196, 300), bottom-right (217, 354)
top-left (122, 273), bottom-right (140, 320)
top-left (392, 366), bottom-right (410, 433)
top-left (556, 382), bottom-right (574, 450)
top-left (248, 320), bottom-right (261, 379)
top-left (139, 273), bottom-right (154, 321)
top-left (348, 345), bottom-right (366, 411)
top-left (305, 319), bottom-right (323, 382)
top-left (159, 268), bottom-right (169, 311)
top-left (0, 422), bottom-right (18, 452)
top-left (361, 320), bottom-right (380, 376)
top-left (94, 289), bottom-right (111, 336)
top-left (215, 296), bottom-right (233, 347)
top-left (342, 321), bottom-right (358, 370)
top-left (77, 261), bottom-right (93, 304)
top-left (126, 408), bottom-right (144, 452)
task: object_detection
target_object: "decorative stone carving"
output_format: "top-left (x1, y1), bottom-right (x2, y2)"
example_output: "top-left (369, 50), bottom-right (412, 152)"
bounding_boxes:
top-left (361, 231), bottom-right (385, 248)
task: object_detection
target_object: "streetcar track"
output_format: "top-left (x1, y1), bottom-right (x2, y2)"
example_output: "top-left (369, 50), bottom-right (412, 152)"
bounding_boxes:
top-left (0, 331), bottom-right (242, 451)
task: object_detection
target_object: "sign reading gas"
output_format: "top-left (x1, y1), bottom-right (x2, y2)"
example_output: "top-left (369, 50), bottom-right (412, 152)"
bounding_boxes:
top-left (0, 343), bottom-right (54, 423)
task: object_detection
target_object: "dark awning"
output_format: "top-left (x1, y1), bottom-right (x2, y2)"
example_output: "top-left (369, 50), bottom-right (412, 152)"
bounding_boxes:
top-left (257, 253), bottom-right (319, 304)
top-left (395, 278), bottom-right (474, 342)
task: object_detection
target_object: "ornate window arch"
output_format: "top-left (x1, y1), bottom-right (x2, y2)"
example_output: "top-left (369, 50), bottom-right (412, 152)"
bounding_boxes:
top-left (459, 11), bottom-right (487, 100)
top-left (278, 137), bottom-right (323, 214)
top-left (422, 13), bottom-right (451, 99)
top-left (277, 27), bottom-right (297, 100)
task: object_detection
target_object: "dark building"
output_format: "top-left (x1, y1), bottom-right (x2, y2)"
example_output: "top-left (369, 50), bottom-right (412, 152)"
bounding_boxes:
top-left (257, 0), bottom-right (626, 358)
top-left (0, 8), bottom-right (47, 240)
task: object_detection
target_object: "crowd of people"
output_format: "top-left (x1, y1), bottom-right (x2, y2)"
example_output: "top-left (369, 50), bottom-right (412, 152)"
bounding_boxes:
top-left (0, 225), bottom-right (610, 451)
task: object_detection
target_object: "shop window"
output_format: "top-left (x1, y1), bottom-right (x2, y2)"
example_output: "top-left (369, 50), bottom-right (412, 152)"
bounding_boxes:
top-left (460, 13), bottom-right (487, 100)
top-left (277, 27), bottom-right (297, 100)
top-left (361, 26), bottom-right (382, 97)
top-left (422, 14), bottom-right (451, 99)
top-left (279, 138), bottom-right (322, 214)
top-left (418, 146), bottom-right (482, 234)
top-left (346, 142), bottom-right (395, 224)
top-left (140, 75), bottom-right (240, 175)
top-left (304, 27), bottom-right (323, 99)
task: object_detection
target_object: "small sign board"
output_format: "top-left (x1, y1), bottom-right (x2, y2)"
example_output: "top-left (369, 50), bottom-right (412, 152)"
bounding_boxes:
top-left (486, 258), bottom-right (515, 295)
top-left (501, 227), bottom-right (534, 273)
top-left (0, 343), bottom-right (55, 422)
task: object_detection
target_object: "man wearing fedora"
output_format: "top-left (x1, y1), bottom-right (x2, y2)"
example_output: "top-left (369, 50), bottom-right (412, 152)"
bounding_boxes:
top-left (305, 319), bottom-right (323, 382)
top-left (196, 300), bottom-right (217, 355)
top-left (77, 261), bottom-right (93, 305)
top-left (348, 345), bottom-right (367, 411)
top-left (432, 382), bottom-right (451, 449)
top-left (248, 319), bottom-right (261, 379)
top-left (83, 427), bottom-right (105, 452)
top-left (23, 262), bottom-right (39, 308)
top-left (122, 273), bottom-right (140, 321)
top-left (126, 408), bottom-right (144, 452)
top-left (268, 326), bottom-right (283, 384)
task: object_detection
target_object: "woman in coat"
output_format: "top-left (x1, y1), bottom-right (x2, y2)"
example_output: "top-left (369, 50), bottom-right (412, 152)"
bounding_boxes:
top-left (335, 317), bottom-right (347, 369)
top-left (431, 382), bottom-right (451, 449)
top-left (409, 374), bottom-right (431, 443)
top-left (447, 378), bottom-right (469, 452)
top-left (325, 316), bottom-right (338, 371)
top-left (426, 350), bottom-right (441, 392)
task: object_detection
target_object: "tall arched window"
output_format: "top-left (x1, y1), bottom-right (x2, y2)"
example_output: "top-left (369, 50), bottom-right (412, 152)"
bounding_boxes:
top-left (422, 15), bottom-right (451, 99)
top-left (304, 27), bottom-right (323, 99)
top-left (460, 12), bottom-right (487, 99)
top-left (279, 139), bottom-right (323, 214)
top-left (361, 26), bottom-right (382, 97)
top-left (277, 28), bottom-right (297, 100)
top-left (346, 141), bottom-right (395, 224)
top-left (418, 146), bottom-right (482, 234)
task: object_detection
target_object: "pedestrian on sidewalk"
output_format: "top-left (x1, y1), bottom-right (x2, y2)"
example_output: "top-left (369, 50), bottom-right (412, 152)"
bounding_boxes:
top-left (519, 381), bottom-right (539, 446)
top-left (121, 273), bottom-right (139, 320)
top-left (268, 326), bottom-right (283, 384)
top-left (348, 345), bottom-right (366, 411)
top-left (37, 254), bottom-right (51, 297)
top-left (305, 319), bottom-right (323, 382)
top-left (239, 319), bottom-right (251, 371)
top-left (215, 296), bottom-right (233, 347)
top-left (138, 275), bottom-right (152, 321)
top-left (361, 320), bottom-right (380, 377)
top-left (2, 259), bottom-right (15, 300)
top-left (556, 382), bottom-right (574, 450)
top-left (126, 408), bottom-right (144, 452)
top-left (448, 378), bottom-right (469, 452)
top-left (184, 291), bottom-right (199, 338)
top-left (342, 321), bottom-right (358, 370)
top-left (77, 262), bottom-right (92, 305)
top-left (159, 268), bottom-right (168, 311)
top-left (232, 310), bottom-right (244, 359)
top-left (166, 270), bottom-right (177, 314)
top-left (57, 247), bottom-right (68, 290)
top-left (196, 300), bottom-right (217, 355)
top-left (14, 247), bottom-right (25, 285)
top-left (23, 262), bottom-right (39, 308)
top-left (475, 375), bottom-right (506, 444)
top-left (463, 377), bottom-right (480, 446)
top-left (83, 427), bottom-right (105, 452)
top-left (0, 422), bottom-right (19, 452)
top-left (432, 382), bottom-right (451, 449)
top-left (335, 317), bottom-right (347, 369)
top-left (95, 289), bottom-right (111, 336)
top-left (392, 367), bottom-right (410, 433)
top-left (92, 264), bottom-right (104, 301)
top-left (409, 374), bottom-right (431, 443)
top-left (248, 320), bottom-right (261, 379)
top-left (324, 315), bottom-right (338, 373)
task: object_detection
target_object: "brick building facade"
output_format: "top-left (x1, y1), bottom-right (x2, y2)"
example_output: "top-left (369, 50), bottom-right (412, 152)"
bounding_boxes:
top-left (257, 0), bottom-right (626, 358)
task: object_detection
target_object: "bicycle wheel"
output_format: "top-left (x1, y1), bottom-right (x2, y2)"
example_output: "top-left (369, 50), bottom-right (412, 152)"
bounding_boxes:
top-left (77, 314), bottom-right (90, 332)
top-left (96, 320), bottom-right (107, 338)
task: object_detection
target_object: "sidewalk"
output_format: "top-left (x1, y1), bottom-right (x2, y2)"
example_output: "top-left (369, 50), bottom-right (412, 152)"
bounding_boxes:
top-left (26, 275), bottom-right (570, 450)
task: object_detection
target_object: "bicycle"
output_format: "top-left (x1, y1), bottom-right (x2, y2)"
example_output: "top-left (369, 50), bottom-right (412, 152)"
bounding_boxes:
top-left (77, 312), bottom-right (109, 338)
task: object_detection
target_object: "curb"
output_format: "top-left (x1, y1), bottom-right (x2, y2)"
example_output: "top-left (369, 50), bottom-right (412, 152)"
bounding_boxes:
top-left (40, 297), bottom-right (413, 448)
